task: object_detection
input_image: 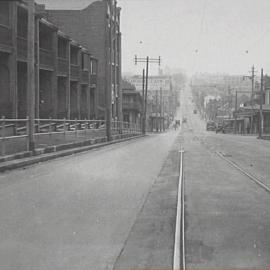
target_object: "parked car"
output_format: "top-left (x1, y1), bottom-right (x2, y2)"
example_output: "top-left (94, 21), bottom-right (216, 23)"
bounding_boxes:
top-left (206, 121), bottom-right (216, 131)
top-left (193, 109), bottom-right (197, 114)
top-left (215, 122), bottom-right (225, 133)
top-left (182, 117), bottom-right (187, 123)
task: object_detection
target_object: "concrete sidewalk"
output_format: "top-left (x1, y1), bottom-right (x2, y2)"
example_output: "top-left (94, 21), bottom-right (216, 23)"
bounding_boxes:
top-left (113, 134), bottom-right (181, 270)
top-left (0, 133), bottom-right (144, 173)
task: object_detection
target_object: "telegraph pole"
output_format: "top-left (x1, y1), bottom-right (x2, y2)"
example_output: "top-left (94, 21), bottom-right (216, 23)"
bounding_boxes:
top-left (155, 90), bottom-right (158, 132)
top-left (141, 69), bottom-right (145, 133)
top-left (27, 0), bottom-right (35, 151)
top-left (234, 91), bottom-right (238, 134)
top-left (134, 55), bottom-right (161, 134)
top-left (160, 87), bottom-right (163, 132)
top-left (259, 68), bottom-right (264, 139)
top-left (243, 65), bottom-right (256, 134)
top-left (251, 65), bottom-right (255, 133)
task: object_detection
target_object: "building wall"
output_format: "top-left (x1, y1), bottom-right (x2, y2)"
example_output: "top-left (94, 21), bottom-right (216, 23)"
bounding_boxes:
top-left (0, 2), bottom-right (98, 121)
top-left (46, 0), bottom-right (122, 121)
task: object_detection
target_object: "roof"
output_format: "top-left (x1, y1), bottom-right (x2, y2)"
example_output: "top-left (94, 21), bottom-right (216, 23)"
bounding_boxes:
top-left (35, 0), bottom-right (99, 10)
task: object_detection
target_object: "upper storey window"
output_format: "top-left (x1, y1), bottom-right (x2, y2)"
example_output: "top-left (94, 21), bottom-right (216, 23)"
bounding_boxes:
top-left (58, 37), bottom-right (68, 58)
top-left (0, 2), bottom-right (10, 26)
top-left (39, 23), bottom-right (53, 50)
top-left (70, 45), bottom-right (79, 65)
top-left (17, 7), bottom-right (28, 38)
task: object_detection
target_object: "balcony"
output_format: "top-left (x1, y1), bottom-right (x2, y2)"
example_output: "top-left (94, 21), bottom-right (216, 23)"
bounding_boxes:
top-left (81, 70), bottom-right (89, 84)
top-left (90, 74), bottom-right (97, 86)
top-left (39, 48), bottom-right (54, 69)
top-left (0, 25), bottom-right (12, 49)
top-left (70, 64), bottom-right (79, 80)
top-left (57, 57), bottom-right (68, 75)
top-left (17, 36), bottom-right (27, 60)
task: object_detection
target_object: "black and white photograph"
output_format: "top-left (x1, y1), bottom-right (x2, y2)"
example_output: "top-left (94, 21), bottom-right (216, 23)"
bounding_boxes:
top-left (0, 0), bottom-right (270, 269)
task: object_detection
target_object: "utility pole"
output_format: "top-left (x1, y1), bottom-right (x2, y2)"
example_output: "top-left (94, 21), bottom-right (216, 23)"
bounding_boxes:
top-left (27, 0), bottom-right (35, 151)
top-left (141, 69), bottom-right (145, 133)
top-left (259, 68), bottom-right (264, 139)
top-left (160, 87), bottom-right (163, 132)
top-left (234, 91), bottom-right (238, 134)
top-left (134, 55), bottom-right (161, 134)
top-left (155, 90), bottom-right (158, 132)
top-left (243, 65), bottom-right (255, 134)
top-left (251, 65), bottom-right (255, 133)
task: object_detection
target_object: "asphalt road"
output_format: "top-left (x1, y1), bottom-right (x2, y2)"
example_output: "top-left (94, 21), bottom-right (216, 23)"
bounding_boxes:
top-left (1, 86), bottom-right (270, 270)
top-left (0, 132), bottom-right (178, 270)
top-left (181, 86), bottom-right (270, 269)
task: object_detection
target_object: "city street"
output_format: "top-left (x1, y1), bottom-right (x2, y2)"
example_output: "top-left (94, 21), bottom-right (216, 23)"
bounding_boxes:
top-left (1, 1), bottom-right (270, 269)
top-left (1, 87), bottom-right (270, 270)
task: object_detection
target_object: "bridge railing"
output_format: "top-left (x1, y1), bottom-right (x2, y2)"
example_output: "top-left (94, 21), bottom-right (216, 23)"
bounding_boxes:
top-left (0, 117), bottom-right (142, 156)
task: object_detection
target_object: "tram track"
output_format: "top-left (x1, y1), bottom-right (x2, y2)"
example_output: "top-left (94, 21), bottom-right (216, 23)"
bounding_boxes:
top-left (216, 151), bottom-right (270, 193)
top-left (173, 145), bottom-right (186, 270)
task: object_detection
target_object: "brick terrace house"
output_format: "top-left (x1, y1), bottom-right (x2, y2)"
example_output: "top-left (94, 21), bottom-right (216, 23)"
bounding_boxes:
top-left (122, 80), bottom-right (142, 124)
top-left (46, 0), bottom-right (122, 121)
top-left (0, 1), bottom-right (98, 120)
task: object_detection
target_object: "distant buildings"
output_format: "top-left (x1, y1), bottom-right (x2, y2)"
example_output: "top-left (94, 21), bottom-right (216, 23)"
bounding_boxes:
top-left (125, 75), bottom-right (176, 131)
top-left (0, 0), bottom-right (121, 122)
top-left (192, 73), bottom-right (251, 93)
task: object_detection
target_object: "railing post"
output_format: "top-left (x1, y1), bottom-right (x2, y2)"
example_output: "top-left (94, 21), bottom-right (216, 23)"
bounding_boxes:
top-left (14, 120), bottom-right (17, 136)
top-left (26, 116), bottom-right (30, 151)
top-left (1, 116), bottom-right (6, 156)
top-left (63, 118), bottom-right (66, 140)
top-left (75, 118), bottom-right (78, 140)
top-left (84, 119), bottom-right (87, 140)
top-left (49, 117), bottom-right (52, 145)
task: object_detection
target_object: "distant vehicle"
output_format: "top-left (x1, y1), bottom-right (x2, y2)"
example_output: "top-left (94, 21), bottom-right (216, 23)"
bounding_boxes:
top-left (215, 122), bottom-right (225, 133)
top-left (175, 120), bottom-right (180, 126)
top-left (182, 117), bottom-right (187, 123)
top-left (206, 121), bottom-right (216, 131)
top-left (193, 109), bottom-right (197, 114)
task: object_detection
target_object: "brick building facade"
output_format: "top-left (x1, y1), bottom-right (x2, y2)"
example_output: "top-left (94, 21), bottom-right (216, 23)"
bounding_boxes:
top-left (0, 1), bottom-right (98, 120)
top-left (45, 0), bottom-right (122, 121)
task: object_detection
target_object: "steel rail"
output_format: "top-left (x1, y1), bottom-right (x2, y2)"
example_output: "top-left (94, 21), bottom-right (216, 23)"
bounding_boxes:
top-left (216, 151), bottom-right (270, 193)
top-left (173, 145), bottom-right (185, 270)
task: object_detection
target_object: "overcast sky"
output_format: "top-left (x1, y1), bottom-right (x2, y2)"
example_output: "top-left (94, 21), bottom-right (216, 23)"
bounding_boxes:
top-left (36, 0), bottom-right (270, 76)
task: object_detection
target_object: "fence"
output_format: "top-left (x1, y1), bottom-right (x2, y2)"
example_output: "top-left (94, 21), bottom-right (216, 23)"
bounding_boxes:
top-left (0, 117), bottom-right (142, 156)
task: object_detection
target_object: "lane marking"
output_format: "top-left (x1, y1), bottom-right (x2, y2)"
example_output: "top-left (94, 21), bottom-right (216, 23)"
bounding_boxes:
top-left (216, 151), bottom-right (270, 193)
top-left (173, 147), bottom-right (185, 270)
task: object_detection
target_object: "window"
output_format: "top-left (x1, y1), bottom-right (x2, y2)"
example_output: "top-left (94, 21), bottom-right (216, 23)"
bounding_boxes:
top-left (39, 23), bottom-right (53, 50)
top-left (70, 46), bottom-right (78, 65)
top-left (90, 59), bottom-right (97, 74)
top-left (58, 37), bottom-right (67, 58)
top-left (81, 53), bottom-right (89, 70)
top-left (0, 2), bottom-right (9, 26)
top-left (17, 7), bottom-right (28, 38)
